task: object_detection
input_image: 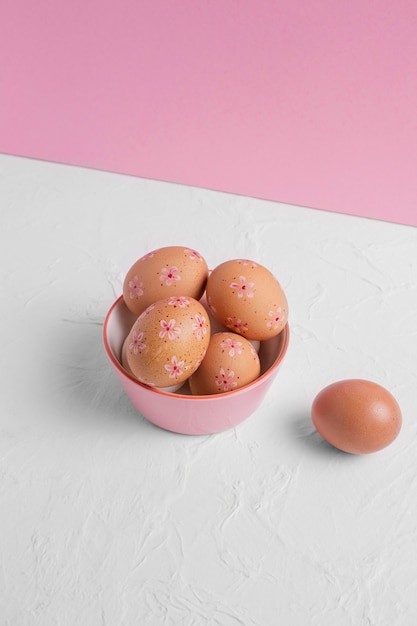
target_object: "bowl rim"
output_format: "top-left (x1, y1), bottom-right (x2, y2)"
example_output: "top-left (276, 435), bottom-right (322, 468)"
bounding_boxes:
top-left (103, 295), bottom-right (290, 401)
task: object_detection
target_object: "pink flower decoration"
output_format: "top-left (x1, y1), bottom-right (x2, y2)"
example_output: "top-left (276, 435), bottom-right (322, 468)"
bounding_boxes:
top-left (129, 330), bottom-right (146, 355)
top-left (164, 356), bottom-right (186, 379)
top-left (159, 319), bottom-right (181, 340)
top-left (220, 337), bottom-right (243, 357)
top-left (216, 368), bottom-right (237, 392)
top-left (168, 296), bottom-right (190, 308)
top-left (237, 259), bottom-right (258, 268)
top-left (160, 266), bottom-right (181, 286)
top-left (142, 251), bottom-right (155, 260)
top-left (230, 276), bottom-right (255, 298)
top-left (184, 248), bottom-right (203, 261)
top-left (128, 276), bottom-right (144, 299)
top-left (192, 313), bottom-right (208, 340)
top-left (226, 317), bottom-right (248, 334)
top-left (266, 307), bottom-right (282, 330)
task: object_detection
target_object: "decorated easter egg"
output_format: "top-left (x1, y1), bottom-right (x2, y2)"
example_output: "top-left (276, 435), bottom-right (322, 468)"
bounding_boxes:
top-left (125, 296), bottom-right (210, 388)
top-left (189, 332), bottom-right (260, 395)
top-left (123, 246), bottom-right (208, 316)
top-left (205, 259), bottom-right (288, 340)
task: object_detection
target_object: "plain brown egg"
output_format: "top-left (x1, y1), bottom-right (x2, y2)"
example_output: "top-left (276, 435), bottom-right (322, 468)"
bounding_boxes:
top-left (311, 379), bottom-right (402, 454)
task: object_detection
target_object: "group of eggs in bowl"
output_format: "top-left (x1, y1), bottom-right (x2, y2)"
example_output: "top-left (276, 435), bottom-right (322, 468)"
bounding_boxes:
top-left (103, 246), bottom-right (290, 434)
top-left (103, 245), bottom-right (402, 450)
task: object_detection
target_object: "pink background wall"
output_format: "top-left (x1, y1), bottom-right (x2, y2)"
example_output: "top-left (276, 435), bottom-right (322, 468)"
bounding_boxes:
top-left (1, 1), bottom-right (416, 226)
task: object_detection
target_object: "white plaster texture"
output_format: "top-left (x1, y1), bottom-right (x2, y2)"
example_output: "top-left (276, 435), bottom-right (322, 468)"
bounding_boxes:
top-left (0, 153), bottom-right (416, 625)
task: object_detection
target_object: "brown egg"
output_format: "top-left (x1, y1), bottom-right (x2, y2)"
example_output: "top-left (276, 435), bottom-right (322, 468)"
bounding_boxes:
top-left (311, 379), bottom-right (402, 454)
top-left (121, 335), bottom-right (185, 392)
top-left (125, 296), bottom-right (210, 388)
top-left (189, 332), bottom-right (261, 395)
top-left (123, 246), bottom-right (208, 316)
top-left (205, 259), bottom-right (288, 340)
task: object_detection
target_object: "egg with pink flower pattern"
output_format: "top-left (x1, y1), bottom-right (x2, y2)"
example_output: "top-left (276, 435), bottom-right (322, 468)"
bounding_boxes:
top-left (125, 296), bottom-right (210, 388)
top-left (205, 259), bottom-right (288, 341)
top-left (123, 246), bottom-right (209, 316)
top-left (189, 332), bottom-right (261, 395)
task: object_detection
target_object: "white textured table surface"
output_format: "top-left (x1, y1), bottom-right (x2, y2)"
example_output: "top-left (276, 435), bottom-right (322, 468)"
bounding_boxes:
top-left (1, 153), bottom-right (416, 625)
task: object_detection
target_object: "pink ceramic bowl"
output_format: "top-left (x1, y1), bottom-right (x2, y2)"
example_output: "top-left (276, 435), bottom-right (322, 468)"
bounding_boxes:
top-left (103, 296), bottom-right (289, 435)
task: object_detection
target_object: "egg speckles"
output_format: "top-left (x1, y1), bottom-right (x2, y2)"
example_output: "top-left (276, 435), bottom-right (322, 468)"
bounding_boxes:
top-left (311, 379), bottom-right (402, 454)
top-left (125, 296), bottom-right (210, 388)
top-left (206, 259), bottom-right (288, 340)
top-left (123, 246), bottom-right (208, 316)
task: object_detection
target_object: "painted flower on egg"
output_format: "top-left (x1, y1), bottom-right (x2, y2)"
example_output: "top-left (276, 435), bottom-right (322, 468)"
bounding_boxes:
top-left (160, 266), bottom-right (181, 286)
top-left (192, 313), bottom-right (208, 340)
top-left (215, 369), bottom-right (237, 391)
top-left (230, 276), bottom-right (255, 299)
top-left (184, 248), bottom-right (204, 261)
top-left (168, 296), bottom-right (190, 308)
top-left (129, 331), bottom-right (146, 355)
top-left (226, 317), bottom-right (248, 334)
top-left (266, 307), bottom-right (282, 330)
top-left (159, 319), bottom-right (181, 340)
top-left (164, 356), bottom-right (187, 379)
top-left (128, 276), bottom-right (144, 299)
top-left (220, 337), bottom-right (243, 357)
